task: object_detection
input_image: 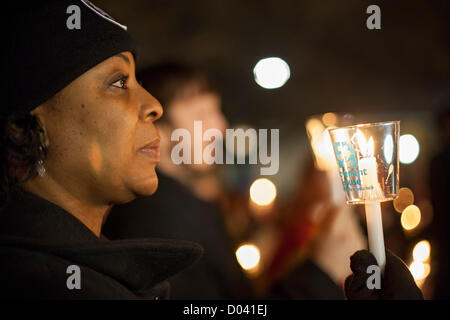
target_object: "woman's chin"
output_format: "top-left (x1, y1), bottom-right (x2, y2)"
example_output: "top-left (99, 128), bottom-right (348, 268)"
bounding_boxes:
top-left (135, 174), bottom-right (159, 196)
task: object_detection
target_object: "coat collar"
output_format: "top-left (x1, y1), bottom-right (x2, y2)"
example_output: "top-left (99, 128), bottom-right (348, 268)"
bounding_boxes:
top-left (0, 190), bottom-right (203, 293)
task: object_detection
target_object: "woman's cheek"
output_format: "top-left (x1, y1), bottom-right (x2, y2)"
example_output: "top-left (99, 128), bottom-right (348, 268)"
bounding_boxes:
top-left (105, 123), bottom-right (136, 169)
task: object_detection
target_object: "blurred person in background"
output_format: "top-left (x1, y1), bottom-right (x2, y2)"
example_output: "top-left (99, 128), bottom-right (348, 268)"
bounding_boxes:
top-left (428, 106), bottom-right (450, 299)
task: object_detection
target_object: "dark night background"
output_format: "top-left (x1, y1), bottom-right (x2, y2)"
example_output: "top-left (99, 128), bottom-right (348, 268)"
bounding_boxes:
top-left (96, 0), bottom-right (449, 129)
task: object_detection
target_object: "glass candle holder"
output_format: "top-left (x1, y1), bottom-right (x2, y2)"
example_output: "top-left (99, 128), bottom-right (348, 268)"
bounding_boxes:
top-left (328, 121), bottom-right (400, 204)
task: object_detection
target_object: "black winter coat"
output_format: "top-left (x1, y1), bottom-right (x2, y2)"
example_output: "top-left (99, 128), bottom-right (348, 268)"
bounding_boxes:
top-left (0, 190), bottom-right (202, 299)
top-left (104, 172), bottom-right (250, 299)
top-left (104, 172), bottom-right (345, 299)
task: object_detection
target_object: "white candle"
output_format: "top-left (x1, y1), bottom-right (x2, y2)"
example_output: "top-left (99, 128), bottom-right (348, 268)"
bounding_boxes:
top-left (359, 158), bottom-right (376, 196)
top-left (365, 202), bottom-right (386, 271)
top-left (357, 134), bottom-right (386, 271)
top-left (359, 156), bottom-right (384, 201)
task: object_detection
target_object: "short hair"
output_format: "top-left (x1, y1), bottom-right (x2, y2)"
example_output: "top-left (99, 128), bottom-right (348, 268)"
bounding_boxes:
top-left (0, 113), bottom-right (47, 208)
top-left (137, 63), bottom-right (219, 122)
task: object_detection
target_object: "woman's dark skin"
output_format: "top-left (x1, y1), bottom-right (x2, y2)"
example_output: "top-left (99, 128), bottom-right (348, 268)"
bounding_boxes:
top-left (23, 51), bottom-right (163, 237)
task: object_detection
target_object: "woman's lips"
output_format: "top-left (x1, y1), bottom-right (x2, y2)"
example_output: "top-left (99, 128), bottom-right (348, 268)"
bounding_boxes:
top-left (139, 139), bottom-right (160, 161)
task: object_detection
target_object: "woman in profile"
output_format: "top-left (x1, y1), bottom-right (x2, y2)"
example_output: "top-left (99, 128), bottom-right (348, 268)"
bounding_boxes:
top-left (0, 0), bottom-right (201, 299)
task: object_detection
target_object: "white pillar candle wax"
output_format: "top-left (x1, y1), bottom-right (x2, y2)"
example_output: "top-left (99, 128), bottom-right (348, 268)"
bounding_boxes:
top-left (356, 133), bottom-right (384, 200)
top-left (365, 202), bottom-right (386, 271)
top-left (356, 131), bottom-right (386, 271)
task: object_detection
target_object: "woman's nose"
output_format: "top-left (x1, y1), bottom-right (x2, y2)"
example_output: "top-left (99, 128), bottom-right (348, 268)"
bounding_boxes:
top-left (139, 85), bottom-right (163, 122)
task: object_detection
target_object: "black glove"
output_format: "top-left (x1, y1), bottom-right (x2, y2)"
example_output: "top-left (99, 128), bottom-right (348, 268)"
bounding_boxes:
top-left (345, 250), bottom-right (424, 300)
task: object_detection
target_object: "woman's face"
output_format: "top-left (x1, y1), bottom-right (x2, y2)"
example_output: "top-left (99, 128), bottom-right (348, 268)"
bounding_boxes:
top-left (34, 51), bottom-right (163, 204)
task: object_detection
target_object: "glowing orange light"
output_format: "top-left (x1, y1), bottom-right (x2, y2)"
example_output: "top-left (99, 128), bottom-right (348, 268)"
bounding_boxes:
top-left (89, 142), bottom-right (103, 174)
top-left (235, 244), bottom-right (260, 271)
top-left (322, 112), bottom-right (337, 127)
top-left (413, 240), bottom-right (431, 262)
top-left (249, 178), bottom-right (277, 206)
top-left (393, 187), bottom-right (415, 213)
top-left (401, 205), bottom-right (421, 230)
top-left (409, 261), bottom-right (430, 280)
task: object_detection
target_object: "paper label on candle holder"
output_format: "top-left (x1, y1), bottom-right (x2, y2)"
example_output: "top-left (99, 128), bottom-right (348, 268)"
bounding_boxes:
top-left (333, 141), bottom-right (375, 193)
top-left (334, 141), bottom-right (357, 169)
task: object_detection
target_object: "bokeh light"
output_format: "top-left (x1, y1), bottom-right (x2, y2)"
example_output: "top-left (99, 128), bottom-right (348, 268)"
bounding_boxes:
top-left (393, 187), bottom-right (415, 213)
top-left (250, 178), bottom-right (277, 206)
top-left (401, 204), bottom-right (421, 230)
top-left (413, 240), bottom-right (431, 262)
top-left (409, 261), bottom-right (431, 280)
top-left (399, 134), bottom-right (420, 164)
top-left (322, 112), bottom-right (337, 127)
top-left (235, 244), bottom-right (261, 270)
top-left (253, 57), bottom-right (290, 89)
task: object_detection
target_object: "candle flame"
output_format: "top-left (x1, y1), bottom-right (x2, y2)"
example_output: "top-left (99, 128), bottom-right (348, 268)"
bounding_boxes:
top-left (354, 129), bottom-right (374, 158)
top-left (367, 137), bottom-right (374, 157)
top-left (355, 129), bottom-right (366, 155)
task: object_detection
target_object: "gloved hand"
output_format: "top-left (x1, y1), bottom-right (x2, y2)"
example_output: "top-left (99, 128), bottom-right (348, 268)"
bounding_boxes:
top-left (345, 250), bottom-right (424, 300)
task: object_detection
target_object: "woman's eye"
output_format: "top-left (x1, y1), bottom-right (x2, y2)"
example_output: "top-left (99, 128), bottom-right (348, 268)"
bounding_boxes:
top-left (111, 75), bottom-right (129, 89)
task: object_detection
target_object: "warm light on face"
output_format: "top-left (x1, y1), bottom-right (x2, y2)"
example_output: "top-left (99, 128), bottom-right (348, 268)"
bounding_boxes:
top-left (399, 134), bottom-right (420, 164)
top-left (250, 178), bottom-right (277, 206)
top-left (235, 244), bottom-right (261, 270)
top-left (413, 240), bottom-right (431, 262)
top-left (89, 141), bottom-right (103, 174)
top-left (401, 204), bottom-right (421, 230)
top-left (253, 57), bottom-right (290, 89)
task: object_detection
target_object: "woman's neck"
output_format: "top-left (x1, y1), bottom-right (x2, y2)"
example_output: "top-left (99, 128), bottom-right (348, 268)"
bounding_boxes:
top-left (22, 174), bottom-right (111, 238)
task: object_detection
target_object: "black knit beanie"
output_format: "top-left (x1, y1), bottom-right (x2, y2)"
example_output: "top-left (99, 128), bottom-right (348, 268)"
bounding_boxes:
top-left (3, 0), bottom-right (137, 117)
